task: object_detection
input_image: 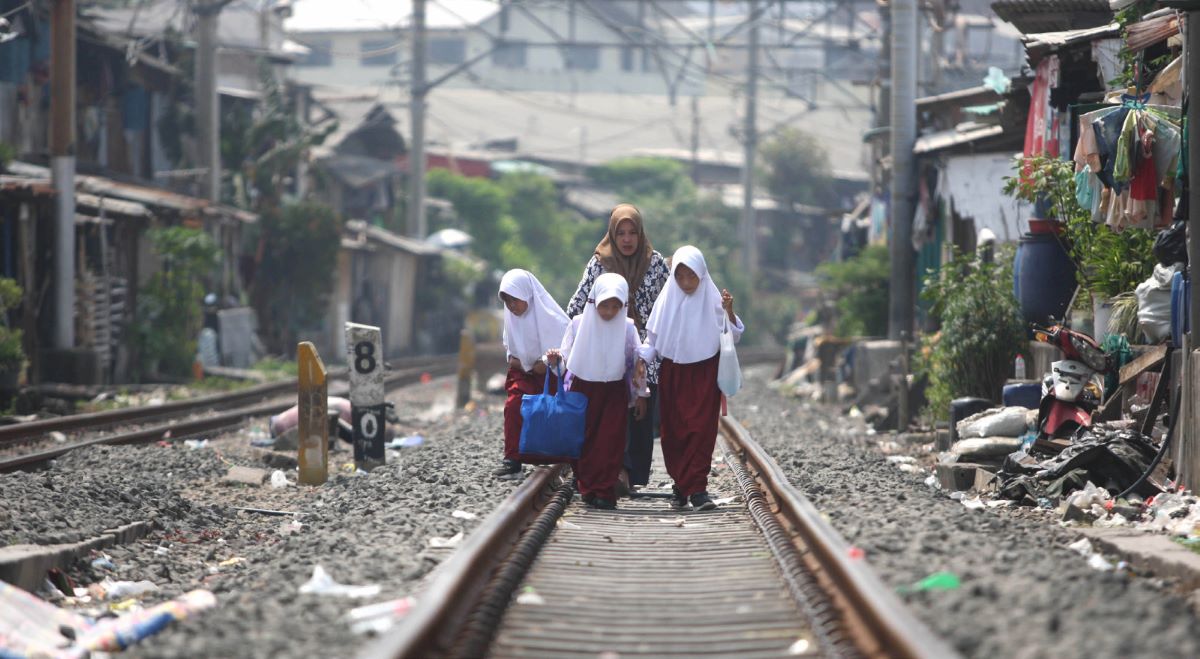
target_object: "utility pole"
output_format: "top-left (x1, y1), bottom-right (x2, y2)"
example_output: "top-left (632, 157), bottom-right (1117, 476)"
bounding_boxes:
top-left (1182, 9), bottom-right (1200, 488)
top-left (51, 0), bottom-right (75, 350)
top-left (407, 0), bottom-right (429, 239)
top-left (690, 95), bottom-right (700, 183)
top-left (741, 0), bottom-right (759, 276)
top-left (194, 1), bottom-right (227, 203)
top-left (888, 0), bottom-right (917, 341)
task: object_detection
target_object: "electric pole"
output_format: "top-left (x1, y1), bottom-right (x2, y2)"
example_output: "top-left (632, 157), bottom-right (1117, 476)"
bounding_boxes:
top-left (194, 1), bottom-right (229, 203)
top-left (741, 0), bottom-right (759, 276)
top-left (407, 0), bottom-right (429, 239)
top-left (51, 0), bottom-right (75, 349)
top-left (888, 0), bottom-right (917, 340)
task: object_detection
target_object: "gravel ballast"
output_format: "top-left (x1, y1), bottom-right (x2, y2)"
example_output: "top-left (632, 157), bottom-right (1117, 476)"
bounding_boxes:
top-left (6, 366), bottom-right (1200, 658)
top-left (732, 366), bottom-right (1200, 659)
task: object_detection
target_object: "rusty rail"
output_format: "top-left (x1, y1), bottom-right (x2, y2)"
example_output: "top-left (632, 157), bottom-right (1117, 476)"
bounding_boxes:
top-left (362, 412), bottom-right (957, 659)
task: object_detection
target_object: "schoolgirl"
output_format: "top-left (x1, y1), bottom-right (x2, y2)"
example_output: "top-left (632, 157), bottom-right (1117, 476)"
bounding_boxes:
top-left (640, 246), bottom-right (743, 511)
top-left (548, 273), bottom-right (649, 509)
top-left (494, 269), bottom-right (570, 480)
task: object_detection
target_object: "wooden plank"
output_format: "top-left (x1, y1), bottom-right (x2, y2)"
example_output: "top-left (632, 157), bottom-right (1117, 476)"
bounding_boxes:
top-left (1120, 345), bottom-right (1168, 386)
top-left (297, 341), bottom-right (328, 485)
top-left (1140, 350), bottom-right (1173, 437)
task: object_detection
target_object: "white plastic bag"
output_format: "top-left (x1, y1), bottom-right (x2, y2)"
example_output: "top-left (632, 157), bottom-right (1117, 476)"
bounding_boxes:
top-left (717, 316), bottom-right (742, 396)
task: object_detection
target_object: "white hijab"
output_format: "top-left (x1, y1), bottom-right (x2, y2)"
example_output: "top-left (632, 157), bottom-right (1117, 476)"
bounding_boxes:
top-left (499, 269), bottom-right (570, 372)
top-left (646, 245), bottom-right (723, 364)
top-left (566, 273), bottom-right (629, 382)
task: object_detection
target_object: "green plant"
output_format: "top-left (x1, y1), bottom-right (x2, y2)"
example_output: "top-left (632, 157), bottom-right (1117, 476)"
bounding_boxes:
top-left (1003, 155), bottom-right (1155, 300)
top-left (917, 249), bottom-right (1025, 422)
top-left (0, 277), bottom-right (24, 372)
top-left (250, 202), bottom-right (342, 352)
top-left (0, 142), bottom-right (15, 173)
top-left (815, 245), bottom-right (889, 337)
top-left (136, 227), bottom-right (220, 378)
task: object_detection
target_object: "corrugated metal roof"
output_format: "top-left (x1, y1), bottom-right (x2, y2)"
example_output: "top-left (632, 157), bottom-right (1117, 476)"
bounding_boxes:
top-left (914, 124), bottom-right (1005, 155)
top-left (991, 0), bottom-right (1112, 34)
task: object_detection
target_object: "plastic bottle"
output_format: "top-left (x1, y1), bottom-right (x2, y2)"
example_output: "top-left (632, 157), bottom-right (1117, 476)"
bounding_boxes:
top-left (1014, 354), bottom-right (1026, 380)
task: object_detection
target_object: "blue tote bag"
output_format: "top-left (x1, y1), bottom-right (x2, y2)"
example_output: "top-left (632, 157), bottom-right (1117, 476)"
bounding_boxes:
top-left (519, 365), bottom-right (588, 461)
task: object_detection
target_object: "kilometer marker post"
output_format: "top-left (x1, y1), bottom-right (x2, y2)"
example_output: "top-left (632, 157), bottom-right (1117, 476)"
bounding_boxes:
top-left (297, 341), bottom-right (328, 485)
top-left (345, 322), bottom-right (386, 470)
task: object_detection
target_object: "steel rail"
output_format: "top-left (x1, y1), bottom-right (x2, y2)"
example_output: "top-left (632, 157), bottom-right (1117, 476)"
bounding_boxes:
top-left (0, 354), bottom-right (456, 447)
top-left (0, 362), bottom-right (457, 472)
top-left (359, 465), bottom-right (567, 659)
top-left (361, 412), bottom-right (956, 659)
top-left (719, 415), bottom-right (959, 658)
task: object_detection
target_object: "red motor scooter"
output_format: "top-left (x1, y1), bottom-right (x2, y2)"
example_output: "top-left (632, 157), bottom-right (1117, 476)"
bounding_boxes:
top-left (1031, 324), bottom-right (1112, 439)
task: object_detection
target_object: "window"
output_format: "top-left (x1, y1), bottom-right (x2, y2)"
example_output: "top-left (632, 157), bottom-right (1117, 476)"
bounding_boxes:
top-left (360, 39), bottom-right (397, 67)
top-left (620, 46), bottom-right (635, 72)
top-left (297, 40), bottom-right (332, 67)
top-left (492, 41), bottom-right (527, 69)
top-left (428, 38), bottom-right (466, 65)
top-left (566, 44), bottom-right (600, 71)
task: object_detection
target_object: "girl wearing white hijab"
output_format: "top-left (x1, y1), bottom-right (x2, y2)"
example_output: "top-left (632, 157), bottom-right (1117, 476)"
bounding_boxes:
top-left (640, 246), bottom-right (743, 511)
top-left (495, 270), bottom-right (570, 480)
top-left (548, 273), bottom-right (649, 509)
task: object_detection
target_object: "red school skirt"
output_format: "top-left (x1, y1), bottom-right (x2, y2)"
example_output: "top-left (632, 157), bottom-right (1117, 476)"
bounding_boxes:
top-left (658, 353), bottom-right (720, 497)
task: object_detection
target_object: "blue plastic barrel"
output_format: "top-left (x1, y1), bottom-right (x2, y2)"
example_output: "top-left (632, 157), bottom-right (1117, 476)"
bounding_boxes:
top-left (1171, 270), bottom-right (1189, 348)
top-left (1016, 232), bottom-right (1076, 326)
top-left (1003, 383), bottom-right (1042, 409)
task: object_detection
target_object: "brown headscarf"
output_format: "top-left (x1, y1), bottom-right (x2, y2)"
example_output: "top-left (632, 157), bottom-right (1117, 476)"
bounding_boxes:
top-left (595, 203), bottom-right (653, 322)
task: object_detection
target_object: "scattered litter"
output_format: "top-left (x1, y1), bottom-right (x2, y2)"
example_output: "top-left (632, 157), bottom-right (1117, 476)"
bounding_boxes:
top-left (986, 500), bottom-right (1015, 509)
top-left (279, 520), bottom-right (304, 536)
top-left (924, 474), bottom-right (941, 490)
top-left (250, 438), bottom-right (276, 448)
top-left (846, 546), bottom-right (865, 560)
top-left (346, 596), bottom-right (415, 635)
top-left (956, 406), bottom-right (1030, 439)
top-left (1068, 538), bottom-right (1094, 557)
top-left (389, 435), bottom-right (426, 449)
top-left (886, 455), bottom-right (917, 464)
top-left (183, 439), bottom-right (209, 450)
top-left (231, 506), bottom-right (300, 517)
top-left (1088, 554), bottom-right (1115, 571)
top-left (451, 510), bottom-right (477, 520)
top-left (660, 517), bottom-right (688, 528)
top-left (515, 586), bottom-right (545, 605)
top-left (153, 546), bottom-right (171, 556)
top-left (848, 406), bottom-right (863, 419)
top-left (788, 638), bottom-right (813, 655)
top-left (557, 520), bottom-right (581, 530)
top-left (218, 557), bottom-right (245, 568)
top-left (713, 496), bottom-right (738, 506)
top-left (270, 470), bottom-right (290, 488)
top-left (49, 431), bottom-right (67, 443)
top-left (298, 565), bottom-right (381, 598)
top-left (1066, 538), bottom-right (1116, 571)
top-left (1093, 513), bottom-right (1130, 528)
top-left (899, 571), bottom-right (961, 593)
top-left (91, 556), bottom-right (115, 571)
top-left (960, 497), bottom-right (986, 511)
top-left (93, 579), bottom-right (159, 600)
top-left (428, 532), bottom-right (464, 549)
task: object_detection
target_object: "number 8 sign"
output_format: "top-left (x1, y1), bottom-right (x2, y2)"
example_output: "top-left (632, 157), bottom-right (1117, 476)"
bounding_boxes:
top-left (345, 323), bottom-right (385, 470)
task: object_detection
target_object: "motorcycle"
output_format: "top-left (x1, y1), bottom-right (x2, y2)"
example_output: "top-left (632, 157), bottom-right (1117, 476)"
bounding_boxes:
top-left (1031, 324), bottom-right (1112, 439)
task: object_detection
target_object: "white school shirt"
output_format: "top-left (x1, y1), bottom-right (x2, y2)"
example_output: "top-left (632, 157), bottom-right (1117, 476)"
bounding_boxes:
top-left (560, 316), bottom-right (649, 404)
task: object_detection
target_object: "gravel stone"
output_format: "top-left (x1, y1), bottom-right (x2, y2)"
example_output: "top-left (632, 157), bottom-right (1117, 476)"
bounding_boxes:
top-left (732, 366), bottom-right (1200, 659)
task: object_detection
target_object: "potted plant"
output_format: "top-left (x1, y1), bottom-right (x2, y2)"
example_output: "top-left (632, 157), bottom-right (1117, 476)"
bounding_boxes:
top-left (1004, 156), bottom-right (1155, 336)
top-left (0, 277), bottom-right (24, 390)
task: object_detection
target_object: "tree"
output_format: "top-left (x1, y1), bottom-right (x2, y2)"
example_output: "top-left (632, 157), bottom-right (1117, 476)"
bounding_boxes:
top-left (250, 202), bottom-right (342, 352)
top-left (758, 128), bottom-right (837, 274)
top-left (136, 227), bottom-right (220, 378)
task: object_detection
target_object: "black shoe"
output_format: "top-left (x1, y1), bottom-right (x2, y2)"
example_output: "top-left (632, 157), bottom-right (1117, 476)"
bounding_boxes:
top-left (690, 492), bottom-right (718, 511)
top-left (589, 497), bottom-right (616, 510)
top-left (492, 460), bottom-right (522, 480)
top-left (671, 487), bottom-right (691, 511)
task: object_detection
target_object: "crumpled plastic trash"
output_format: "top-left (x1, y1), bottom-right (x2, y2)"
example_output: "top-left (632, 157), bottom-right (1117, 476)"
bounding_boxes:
top-left (91, 555), bottom-right (115, 571)
top-left (0, 581), bottom-right (216, 655)
top-left (451, 510), bottom-right (476, 520)
top-left (1066, 538), bottom-right (1115, 571)
top-left (94, 579), bottom-right (159, 600)
top-left (428, 532), bottom-right (463, 549)
top-left (183, 439), bottom-right (209, 450)
top-left (345, 596), bottom-right (415, 635)
top-left (960, 497), bottom-right (986, 511)
top-left (298, 565), bottom-right (381, 598)
top-left (269, 470), bottom-right (290, 488)
top-left (515, 586), bottom-right (545, 605)
top-left (898, 571), bottom-right (961, 593)
top-left (385, 435), bottom-right (425, 449)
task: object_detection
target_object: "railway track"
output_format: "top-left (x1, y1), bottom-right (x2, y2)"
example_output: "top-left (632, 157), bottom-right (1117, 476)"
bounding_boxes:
top-left (0, 356), bottom-right (459, 471)
top-left (361, 415), bottom-right (956, 659)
